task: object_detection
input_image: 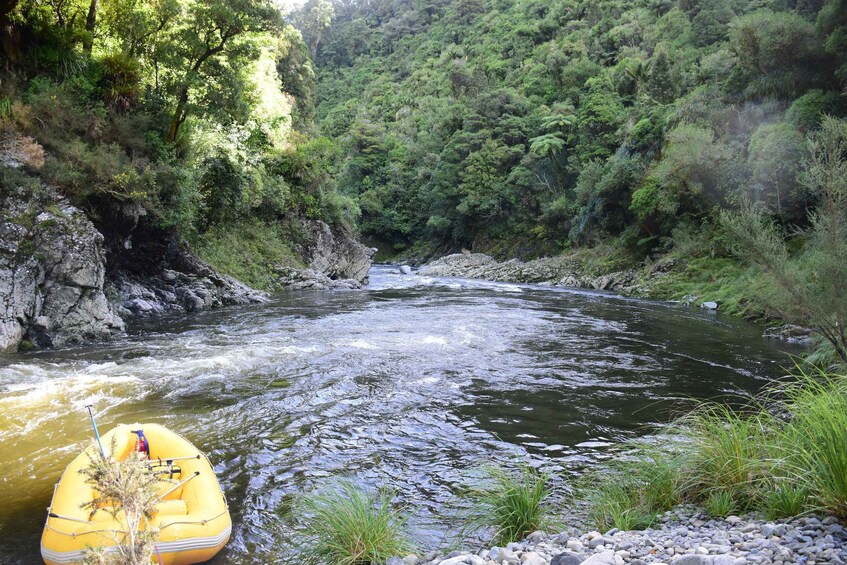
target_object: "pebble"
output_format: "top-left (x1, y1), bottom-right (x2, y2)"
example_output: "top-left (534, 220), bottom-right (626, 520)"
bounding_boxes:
top-left (410, 506), bottom-right (847, 565)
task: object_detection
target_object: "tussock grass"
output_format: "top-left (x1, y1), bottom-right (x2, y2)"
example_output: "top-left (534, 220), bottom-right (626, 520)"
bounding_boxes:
top-left (585, 369), bottom-right (847, 526)
top-left (777, 371), bottom-right (847, 518)
top-left (677, 404), bottom-right (773, 510)
top-left (583, 448), bottom-right (682, 531)
top-left (760, 480), bottom-right (808, 520)
top-left (467, 464), bottom-right (552, 546)
top-left (704, 489), bottom-right (736, 517)
top-left (296, 481), bottom-right (411, 565)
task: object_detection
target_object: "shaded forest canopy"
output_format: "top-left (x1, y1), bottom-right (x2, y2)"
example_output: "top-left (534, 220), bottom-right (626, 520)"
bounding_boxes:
top-left (298, 0), bottom-right (847, 257)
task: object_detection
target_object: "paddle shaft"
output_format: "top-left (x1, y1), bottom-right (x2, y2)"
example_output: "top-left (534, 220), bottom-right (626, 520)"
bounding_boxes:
top-left (85, 405), bottom-right (105, 459)
top-left (157, 471), bottom-right (200, 501)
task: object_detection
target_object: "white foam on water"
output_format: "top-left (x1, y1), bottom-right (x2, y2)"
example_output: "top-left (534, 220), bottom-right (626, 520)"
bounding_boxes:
top-left (422, 336), bottom-right (448, 346)
top-left (493, 284), bottom-right (523, 293)
top-left (336, 339), bottom-right (377, 350)
top-left (576, 440), bottom-right (614, 448)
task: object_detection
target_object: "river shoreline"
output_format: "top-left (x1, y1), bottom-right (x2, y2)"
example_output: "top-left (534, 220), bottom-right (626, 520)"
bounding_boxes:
top-left (410, 507), bottom-right (846, 565)
top-left (415, 253), bottom-right (813, 345)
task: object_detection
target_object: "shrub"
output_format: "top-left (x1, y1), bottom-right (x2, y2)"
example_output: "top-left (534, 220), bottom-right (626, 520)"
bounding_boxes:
top-left (786, 90), bottom-right (845, 131)
top-left (296, 481), bottom-right (411, 565)
top-left (98, 53), bottom-right (142, 112)
top-left (80, 441), bottom-right (159, 565)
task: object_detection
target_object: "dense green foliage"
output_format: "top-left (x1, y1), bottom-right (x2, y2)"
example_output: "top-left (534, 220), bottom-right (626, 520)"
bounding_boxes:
top-left (303, 0), bottom-right (847, 258)
top-left (724, 117), bottom-right (847, 364)
top-left (0, 0), bottom-right (354, 280)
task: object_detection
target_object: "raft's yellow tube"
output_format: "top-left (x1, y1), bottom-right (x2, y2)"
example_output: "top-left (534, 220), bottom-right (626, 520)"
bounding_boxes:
top-left (41, 423), bottom-right (231, 565)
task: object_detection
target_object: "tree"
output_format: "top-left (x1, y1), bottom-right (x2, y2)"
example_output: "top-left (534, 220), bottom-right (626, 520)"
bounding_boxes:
top-left (161, 0), bottom-right (283, 143)
top-left (747, 122), bottom-right (807, 223)
top-left (723, 117), bottom-right (847, 365)
top-left (647, 46), bottom-right (674, 104)
top-left (291, 0), bottom-right (334, 59)
top-left (728, 10), bottom-right (826, 99)
top-left (100, 0), bottom-right (181, 59)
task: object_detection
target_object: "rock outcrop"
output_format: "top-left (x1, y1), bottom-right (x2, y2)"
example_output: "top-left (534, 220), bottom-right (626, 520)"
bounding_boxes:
top-left (110, 249), bottom-right (268, 318)
top-left (0, 184), bottom-right (124, 352)
top-left (0, 170), bottom-right (374, 351)
top-left (280, 219), bottom-right (376, 290)
top-left (296, 219), bottom-right (375, 282)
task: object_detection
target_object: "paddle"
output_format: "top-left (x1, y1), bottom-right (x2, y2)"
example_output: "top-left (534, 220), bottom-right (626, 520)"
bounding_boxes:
top-left (85, 404), bottom-right (106, 459)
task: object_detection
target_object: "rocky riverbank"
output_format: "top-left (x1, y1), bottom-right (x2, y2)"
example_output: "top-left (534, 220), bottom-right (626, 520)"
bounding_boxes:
top-left (417, 252), bottom-right (812, 344)
top-left (0, 177), bottom-right (373, 352)
top-left (397, 507), bottom-right (846, 565)
top-left (417, 252), bottom-right (665, 297)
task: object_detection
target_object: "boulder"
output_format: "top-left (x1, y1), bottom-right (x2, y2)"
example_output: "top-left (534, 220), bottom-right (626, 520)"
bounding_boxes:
top-left (418, 252), bottom-right (498, 278)
top-left (550, 553), bottom-right (585, 565)
top-left (762, 324), bottom-right (813, 343)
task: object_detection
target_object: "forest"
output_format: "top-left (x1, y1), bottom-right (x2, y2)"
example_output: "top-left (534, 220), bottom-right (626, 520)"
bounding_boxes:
top-left (305, 0), bottom-right (846, 258)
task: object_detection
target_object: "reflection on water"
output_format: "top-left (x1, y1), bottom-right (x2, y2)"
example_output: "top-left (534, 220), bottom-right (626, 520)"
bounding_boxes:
top-left (0, 266), bottom-right (800, 562)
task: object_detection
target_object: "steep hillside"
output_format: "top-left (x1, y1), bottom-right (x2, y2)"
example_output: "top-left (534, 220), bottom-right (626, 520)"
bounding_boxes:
top-left (304, 0), bottom-right (846, 260)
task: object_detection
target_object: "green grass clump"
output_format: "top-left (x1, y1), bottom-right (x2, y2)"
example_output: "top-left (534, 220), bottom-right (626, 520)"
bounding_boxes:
top-left (297, 481), bottom-right (411, 565)
top-left (469, 464), bottom-right (552, 545)
top-left (584, 369), bottom-right (847, 526)
top-left (777, 371), bottom-right (847, 518)
top-left (678, 404), bottom-right (772, 509)
top-left (584, 449), bottom-right (682, 531)
top-left (704, 489), bottom-right (736, 517)
top-left (760, 481), bottom-right (808, 520)
top-left (586, 479), bottom-right (658, 531)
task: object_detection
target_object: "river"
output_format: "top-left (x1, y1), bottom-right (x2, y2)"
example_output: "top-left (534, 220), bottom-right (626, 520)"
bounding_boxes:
top-left (0, 265), bottom-right (800, 563)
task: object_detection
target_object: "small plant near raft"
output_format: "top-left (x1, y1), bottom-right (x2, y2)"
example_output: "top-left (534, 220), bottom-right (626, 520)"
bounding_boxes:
top-left (79, 438), bottom-right (160, 565)
top-left (297, 480), bottom-right (413, 565)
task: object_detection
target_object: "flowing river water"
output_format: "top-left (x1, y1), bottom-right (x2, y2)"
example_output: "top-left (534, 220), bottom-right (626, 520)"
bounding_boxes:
top-left (0, 265), bottom-right (801, 563)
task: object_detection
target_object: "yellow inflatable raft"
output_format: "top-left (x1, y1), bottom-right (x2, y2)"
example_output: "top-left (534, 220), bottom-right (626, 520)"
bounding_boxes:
top-left (41, 423), bottom-right (231, 565)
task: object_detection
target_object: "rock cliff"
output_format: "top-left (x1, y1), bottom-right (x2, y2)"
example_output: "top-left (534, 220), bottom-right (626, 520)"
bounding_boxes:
top-left (282, 219), bottom-right (376, 289)
top-left (0, 184), bottom-right (124, 352)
